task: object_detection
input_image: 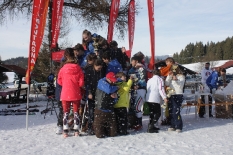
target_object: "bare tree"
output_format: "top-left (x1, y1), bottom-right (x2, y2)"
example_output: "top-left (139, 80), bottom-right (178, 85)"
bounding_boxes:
top-left (0, 0), bottom-right (139, 39)
top-left (210, 61), bottom-right (219, 69)
top-left (196, 62), bottom-right (205, 73)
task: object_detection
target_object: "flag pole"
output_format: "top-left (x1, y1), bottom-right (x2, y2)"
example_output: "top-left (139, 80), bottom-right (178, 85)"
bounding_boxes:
top-left (26, 0), bottom-right (35, 131)
top-left (49, 0), bottom-right (53, 73)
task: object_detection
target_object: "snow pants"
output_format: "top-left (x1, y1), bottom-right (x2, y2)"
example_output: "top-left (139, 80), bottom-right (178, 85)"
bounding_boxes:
top-left (62, 100), bottom-right (80, 114)
top-left (134, 89), bottom-right (146, 118)
top-left (147, 102), bottom-right (161, 126)
top-left (88, 99), bottom-right (95, 131)
top-left (94, 109), bottom-right (117, 138)
top-left (57, 101), bottom-right (63, 126)
top-left (168, 95), bottom-right (183, 130)
top-left (114, 107), bottom-right (128, 135)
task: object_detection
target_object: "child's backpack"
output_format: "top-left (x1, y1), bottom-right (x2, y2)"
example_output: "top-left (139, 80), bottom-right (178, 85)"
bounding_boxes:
top-left (46, 73), bottom-right (55, 96)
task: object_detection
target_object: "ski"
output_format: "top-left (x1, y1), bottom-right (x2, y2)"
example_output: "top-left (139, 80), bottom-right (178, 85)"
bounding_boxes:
top-left (1, 108), bottom-right (39, 113)
top-left (0, 111), bottom-right (36, 116)
top-left (7, 104), bottom-right (21, 108)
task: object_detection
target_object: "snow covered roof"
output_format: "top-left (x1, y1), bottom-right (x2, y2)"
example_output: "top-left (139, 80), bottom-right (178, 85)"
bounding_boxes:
top-left (182, 60), bottom-right (233, 74)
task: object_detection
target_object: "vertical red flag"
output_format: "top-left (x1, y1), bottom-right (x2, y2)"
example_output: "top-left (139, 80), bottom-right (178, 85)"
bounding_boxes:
top-left (25, 0), bottom-right (49, 84)
top-left (147, 0), bottom-right (155, 78)
top-left (128, 0), bottom-right (135, 57)
top-left (51, 0), bottom-right (64, 48)
top-left (107, 0), bottom-right (120, 43)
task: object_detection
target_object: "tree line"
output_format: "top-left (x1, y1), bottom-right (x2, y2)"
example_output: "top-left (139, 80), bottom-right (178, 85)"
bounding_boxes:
top-left (2, 35), bottom-right (233, 82)
top-left (173, 36), bottom-right (233, 64)
top-left (1, 46), bottom-right (51, 82)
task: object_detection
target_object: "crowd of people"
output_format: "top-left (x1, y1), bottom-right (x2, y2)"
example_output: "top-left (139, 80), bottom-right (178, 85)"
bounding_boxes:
top-left (53, 29), bottom-right (187, 138)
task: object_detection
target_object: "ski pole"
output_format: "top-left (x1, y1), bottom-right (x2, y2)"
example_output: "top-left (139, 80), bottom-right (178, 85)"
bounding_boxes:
top-left (80, 100), bottom-right (88, 132)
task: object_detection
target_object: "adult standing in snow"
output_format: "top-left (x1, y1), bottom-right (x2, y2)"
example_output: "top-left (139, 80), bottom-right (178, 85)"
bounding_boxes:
top-left (57, 48), bottom-right (84, 137)
top-left (84, 58), bottom-right (104, 135)
top-left (165, 65), bottom-right (185, 133)
top-left (79, 53), bottom-right (98, 132)
top-left (128, 56), bottom-right (147, 130)
top-left (54, 60), bottom-right (65, 135)
top-left (146, 68), bottom-right (168, 133)
top-left (199, 62), bottom-right (212, 118)
top-left (201, 62), bottom-right (212, 85)
top-left (206, 67), bottom-right (226, 117)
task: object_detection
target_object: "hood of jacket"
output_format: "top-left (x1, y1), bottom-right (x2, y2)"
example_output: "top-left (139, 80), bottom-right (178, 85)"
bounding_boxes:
top-left (62, 63), bottom-right (82, 75)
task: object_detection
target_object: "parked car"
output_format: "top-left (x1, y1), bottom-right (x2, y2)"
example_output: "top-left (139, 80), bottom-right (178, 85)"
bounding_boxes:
top-left (185, 74), bottom-right (201, 82)
top-left (185, 74), bottom-right (202, 89)
top-left (31, 80), bottom-right (47, 88)
top-left (14, 80), bottom-right (47, 88)
top-left (0, 83), bottom-right (8, 89)
top-left (226, 74), bottom-right (233, 83)
top-left (14, 80), bottom-right (28, 88)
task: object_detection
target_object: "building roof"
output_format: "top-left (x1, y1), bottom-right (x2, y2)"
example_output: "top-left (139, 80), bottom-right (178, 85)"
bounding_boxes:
top-left (215, 60), bottom-right (233, 69)
top-left (0, 64), bottom-right (26, 77)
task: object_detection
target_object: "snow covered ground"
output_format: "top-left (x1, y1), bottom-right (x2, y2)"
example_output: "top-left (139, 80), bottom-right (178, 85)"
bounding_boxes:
top-left (1, 61), bottom-right (233, 154)
top-left (1, 99), bottom-right (233, 155)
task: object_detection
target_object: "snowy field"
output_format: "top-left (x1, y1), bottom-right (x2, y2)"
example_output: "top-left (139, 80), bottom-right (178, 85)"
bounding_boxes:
top-left (1, 99), bottom-right (233, 155)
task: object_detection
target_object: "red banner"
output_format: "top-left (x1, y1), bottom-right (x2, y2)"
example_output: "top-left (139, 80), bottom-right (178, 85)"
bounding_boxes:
top-left (147, 0), bottom-right (155, 78)
top-left (128, 0), bottom-right (135, 57)
top-left (52, 50), bottom-right (65, 62)
top-left (51, 0), bottom-right (64, 48)
top-left (25, 0), bottom-right (49, 84)
top-left (125, 50), bottom-right (132, 58)
top-left (107, 0), bottom-right (120, 43)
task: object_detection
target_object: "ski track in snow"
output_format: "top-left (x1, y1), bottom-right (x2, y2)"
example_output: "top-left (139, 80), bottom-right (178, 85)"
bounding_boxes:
top-left (1, 100), bottom-right (233, 155)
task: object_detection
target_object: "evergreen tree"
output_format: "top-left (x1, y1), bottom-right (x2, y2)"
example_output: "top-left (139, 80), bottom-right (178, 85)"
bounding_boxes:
top-left (173, 52), bottom-right (179, 63)
top-left (32, 43), bottom-right (51, 82)
top-left (3, 57), bottom-right (28, 69)
top-left (179, 49), bottom-right (185, 64)
top-left (184, 43), bottom-right (195, 63)
top-left (223, 37), bottom-right (233, 60)
top-left (193, 42), bottom-right (204, 63)
top-left (0, 56), bottom-right (8, 83)
top-left (215, 42), bottom-right (224, 60)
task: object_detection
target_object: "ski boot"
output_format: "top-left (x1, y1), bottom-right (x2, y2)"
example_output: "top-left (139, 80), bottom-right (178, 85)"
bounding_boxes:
top-left (73, 112), bottom-right (80, 136)
top-left (56, 125), bottom-right (63, 135)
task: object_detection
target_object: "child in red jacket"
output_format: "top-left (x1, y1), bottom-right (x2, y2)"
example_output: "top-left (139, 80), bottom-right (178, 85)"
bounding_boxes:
top-left (57, 48), bottom-right (84, 137)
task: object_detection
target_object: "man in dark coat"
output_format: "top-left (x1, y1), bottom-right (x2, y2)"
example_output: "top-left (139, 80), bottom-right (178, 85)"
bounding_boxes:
top-left (84, 58), bottom-right (104, 134)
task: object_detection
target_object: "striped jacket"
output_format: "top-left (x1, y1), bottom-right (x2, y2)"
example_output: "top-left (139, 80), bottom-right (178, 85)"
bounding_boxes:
top-left (146, 75), bottom-right (167, 103)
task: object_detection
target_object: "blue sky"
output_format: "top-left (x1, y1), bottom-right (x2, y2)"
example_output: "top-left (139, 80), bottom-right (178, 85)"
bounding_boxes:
top-left (0, 0), bottom-right (233, 61)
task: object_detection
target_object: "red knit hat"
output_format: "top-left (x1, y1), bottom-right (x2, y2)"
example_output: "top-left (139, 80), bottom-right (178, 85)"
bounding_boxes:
top-left (106, 72), bottom-right (117, 83)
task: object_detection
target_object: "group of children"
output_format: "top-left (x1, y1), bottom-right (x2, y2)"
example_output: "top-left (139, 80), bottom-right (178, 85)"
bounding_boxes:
top-left (54, 29), bottom-right (186, 138)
